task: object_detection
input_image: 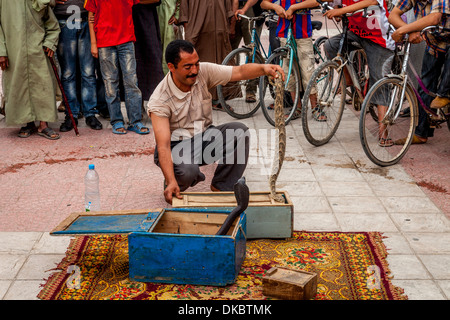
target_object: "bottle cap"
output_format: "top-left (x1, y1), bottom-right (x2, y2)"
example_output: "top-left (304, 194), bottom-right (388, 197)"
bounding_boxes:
top-left (89, 164), bottom-right (95, 170)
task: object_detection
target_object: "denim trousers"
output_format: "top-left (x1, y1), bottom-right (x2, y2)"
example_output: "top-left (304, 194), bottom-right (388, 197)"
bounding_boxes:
top-left (98, 42), bottom-right (142, 126)
top-left (57, 20), bottom-right (97, 118)
top-left (416, 49), bottom-right (450, 138)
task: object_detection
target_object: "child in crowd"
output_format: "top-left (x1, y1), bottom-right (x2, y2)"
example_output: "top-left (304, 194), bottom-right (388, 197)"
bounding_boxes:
top-left (85, 0), bottom-right (150, 134)
top-left (261, 0), bottom-right (319, 120)
top-left (323, 0), bottom-right (395, 146)
top-left (389, 0), bottom-right (449, 144)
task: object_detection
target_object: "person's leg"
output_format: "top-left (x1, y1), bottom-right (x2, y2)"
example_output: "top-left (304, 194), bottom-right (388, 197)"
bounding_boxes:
top-left (57, 20), bottom-right (80, 131)
top-left (117, 42), bottom-right (146, 132)
top-left (78, 21), bottom-right (102, 129)
top-left (431, 49), bottom-right (450, 108)
top-left (154, 140), bottom-right (206, 191)
top-left (361, 38), bottom-right (394, 144)
top-left (296, 38), bottom-right (318, 117)
top-left (202, 122), bottom-right (250, 191)
top-left (415, 50), bottom-right (441, 140)
top-left (98, 46), bottom-right (125, 132)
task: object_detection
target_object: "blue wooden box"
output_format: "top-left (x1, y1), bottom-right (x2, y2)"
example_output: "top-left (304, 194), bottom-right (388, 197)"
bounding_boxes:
top-left (51, 208), bottom-right (247, 286)
top-left (172, 191), bottom-right (293, 239)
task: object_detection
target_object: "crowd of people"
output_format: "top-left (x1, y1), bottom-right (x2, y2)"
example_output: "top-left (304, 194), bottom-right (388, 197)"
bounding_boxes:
top-left (0, 0), bottom-right (448, 200)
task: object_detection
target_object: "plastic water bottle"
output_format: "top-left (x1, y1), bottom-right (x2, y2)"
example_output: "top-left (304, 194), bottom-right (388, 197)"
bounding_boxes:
top-left (85, 164), bottom-right (100, 212)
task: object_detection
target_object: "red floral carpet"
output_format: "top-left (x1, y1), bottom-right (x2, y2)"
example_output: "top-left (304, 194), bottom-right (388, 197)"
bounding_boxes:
top-left (38, 231), bottom-right (407, 300)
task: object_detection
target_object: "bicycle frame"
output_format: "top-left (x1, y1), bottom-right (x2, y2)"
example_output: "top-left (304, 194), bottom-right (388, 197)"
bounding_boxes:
top-left (239, 13), bottom-right (273, 64)
top-left (271, 20), bottom-right (300, 92)
top-left (385, 33), bottom-right (449, 125)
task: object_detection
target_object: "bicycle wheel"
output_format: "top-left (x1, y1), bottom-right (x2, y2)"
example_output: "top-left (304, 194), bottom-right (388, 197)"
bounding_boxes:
top-left (301, 60), bottom-right (346, 146)
top-left (259, 50), bottom-right (302, 126)
top-left (359, 77), bottom-right (417, 167)
top-left (217, 47), bottom-right (264, 119)
top-left (313, 36), bottom-right (328, 66)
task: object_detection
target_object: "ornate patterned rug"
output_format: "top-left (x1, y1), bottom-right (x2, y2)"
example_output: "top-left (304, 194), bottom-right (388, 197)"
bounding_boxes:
top-left (38, 231), bottom-right (407, 300)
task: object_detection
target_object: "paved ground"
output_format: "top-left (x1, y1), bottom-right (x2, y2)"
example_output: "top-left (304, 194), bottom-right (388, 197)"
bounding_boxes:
top-left (0, 18), bottom-right (449, 300)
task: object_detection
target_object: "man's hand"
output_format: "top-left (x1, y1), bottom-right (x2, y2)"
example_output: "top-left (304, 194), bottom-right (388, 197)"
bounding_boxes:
top-left (324, 8), bottom-right (344, 19)
top-left (0, 57), bottom-right (9, 70)
top-left (392, 27), bottom-right (422, 44)
top-left (44, 47), bottom-right (54, 58)
top-left (91, 43), bottom-right (99, 59)
top-left (274, 6), bottom-right (288, 19)
top-left (264, 64), bottom-right (285, 82)
top-left (164, 180), bottom-right (182, 204)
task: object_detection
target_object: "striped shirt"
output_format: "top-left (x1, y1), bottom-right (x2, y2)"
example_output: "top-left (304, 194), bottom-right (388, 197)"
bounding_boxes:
top-left (396, 0), bottom-right (449, 56)
top-left (274, 0), bottom-right (313, 39)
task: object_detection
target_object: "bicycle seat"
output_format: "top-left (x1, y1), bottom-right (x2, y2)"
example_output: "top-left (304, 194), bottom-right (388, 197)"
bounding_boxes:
top-left (312, 20), bottom-right (322, 31)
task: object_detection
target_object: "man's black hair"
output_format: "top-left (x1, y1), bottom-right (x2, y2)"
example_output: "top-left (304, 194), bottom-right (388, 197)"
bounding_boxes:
top-left (165, 40), bottom-right (196, 68)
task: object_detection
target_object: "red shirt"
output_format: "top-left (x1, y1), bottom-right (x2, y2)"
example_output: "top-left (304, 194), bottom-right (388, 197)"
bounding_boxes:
top-left (85, 0), bottom-right (139, 48)
top-left (341, 0), bottom-right (395, 51)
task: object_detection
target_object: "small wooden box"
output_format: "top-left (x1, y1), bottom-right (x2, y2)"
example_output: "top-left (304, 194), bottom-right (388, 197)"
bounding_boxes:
top-left (51, 208), bottom-right (247, 286)
top-left (172, 191), bottom-right (293, 239)
top-left (262, 267), bottom-right (317, 300)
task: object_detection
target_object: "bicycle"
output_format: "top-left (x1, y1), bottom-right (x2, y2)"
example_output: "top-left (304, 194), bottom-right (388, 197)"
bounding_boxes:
top-left (216, 12), bottom-right (274, 119)
top-left (300, 1), bottom-right (378, 146)
top-left (359, 25), bottom-right (450, 167)
top-left (259, 9), bottom-right (326, 127)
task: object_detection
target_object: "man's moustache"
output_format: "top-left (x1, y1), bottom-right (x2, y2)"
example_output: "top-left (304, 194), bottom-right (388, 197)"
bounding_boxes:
top-left (186, 73), bottom-right (198, 78)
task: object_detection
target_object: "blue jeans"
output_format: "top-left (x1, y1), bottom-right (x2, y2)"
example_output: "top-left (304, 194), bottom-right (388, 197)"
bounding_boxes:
top-left (57, 20), bottom-right (97, 118)
top-left (415, 49), bottom-right (450, 138)
top-left (98, 42), bottom-right (142, 126)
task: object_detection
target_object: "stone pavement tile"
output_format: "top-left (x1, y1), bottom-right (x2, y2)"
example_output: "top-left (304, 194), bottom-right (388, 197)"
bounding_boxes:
top-left (31, 233), bottom-right (72, 254)
top-left (0, 232), bottom-right (41, 253)
top-left (335, 213), bottom-right (398, 232)
top-left (382, 233), bottom-right (414, 254)
top-left (0, 255), bottom-right (27, 279)
top-left (311, 167), bottom-right (365, 182)
top-left (290, 196), bottom-right (331, 213)
top-left (0, 281), bottom-right (11, 300)
top-left (390, 213), bottom-right (450, 232)
top-left (319, 181), bottom-right (373, 197)
top-left (437, 280), bottom-right (450, 299)
top-left (380, 196), bottom-right (442, 213)
top-left (3, 280), bottom-right (43, 300)
top-left (404, 233), bottom-right (450, 254)
top-left (328, 196), bottom-right (386, 213)
top-left (419, 255), bottom-right (450, 279)
top-left (16, 254), bottom-right (66, 280)
top-left (272, 181), bottom-right (323, 197)
top-left (293, 213), bottom-right (340, 232)
top-left (368, 180), bottom-right (427, 197)
top-left (386, 255), bottom-right (431, 280)
top-left (391, 280), bottom-right (446, 300)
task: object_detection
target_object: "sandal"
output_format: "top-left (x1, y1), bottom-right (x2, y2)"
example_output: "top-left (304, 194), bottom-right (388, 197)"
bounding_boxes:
top-left (379, 137), bottom-right (394, 147)
top-left (112, 122), bottom-right (127, 135)
top-left (18, 122), bottom-right (37, 138)
top-left (394, 134), bottom-right (426, 145)
top-left (212, 103), bottom-right (234, 113)
top-left (312, 107), bottom-right (327, 122)
top-left (245, 93), bottom-right (256, 103)
top-left (128, 121), bottom-right (150, 135)
top-left (37, 127), bottom-right (60, 140)
top-left (399, 107), bottom-right (410, 118)
top-left (287, 108), bottom-right (301, 120)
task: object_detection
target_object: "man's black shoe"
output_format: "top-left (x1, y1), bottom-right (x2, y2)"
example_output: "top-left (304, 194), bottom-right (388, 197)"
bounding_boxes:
top-left (60, 116), bottom-right (78, 132)
top-left (86, 115), bottom-right (103, 130)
